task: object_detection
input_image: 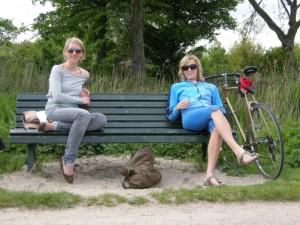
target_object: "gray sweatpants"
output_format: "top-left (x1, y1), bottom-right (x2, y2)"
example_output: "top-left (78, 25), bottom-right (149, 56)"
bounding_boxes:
top-left (46, 107), bottom-right (107, 165)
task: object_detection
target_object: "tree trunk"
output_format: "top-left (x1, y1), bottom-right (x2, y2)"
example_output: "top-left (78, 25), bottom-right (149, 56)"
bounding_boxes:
top-left (130, 0), bottom-right (146, 79)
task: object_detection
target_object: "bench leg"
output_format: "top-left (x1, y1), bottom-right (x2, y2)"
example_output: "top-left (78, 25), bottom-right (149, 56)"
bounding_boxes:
top-left (201, 143), bottom-right (207, 161)
top-left (27, 144), bottom-right (36, 172)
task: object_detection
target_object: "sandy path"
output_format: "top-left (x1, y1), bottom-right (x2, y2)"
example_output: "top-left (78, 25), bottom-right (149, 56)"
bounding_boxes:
top-left (0, 155), bottom-right (265, 197)
top-left (1, 202), bottom-right (300, 225)
top-left (1, 155), bottom-right (297, 225)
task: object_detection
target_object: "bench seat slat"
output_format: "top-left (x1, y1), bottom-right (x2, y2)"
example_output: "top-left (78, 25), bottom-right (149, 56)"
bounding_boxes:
top-left (10, 135), bottom-right (207, 144)
top-left (10, 128), bottom-right (207, 135)
top-left (16, 121), bottom-right (182, 129)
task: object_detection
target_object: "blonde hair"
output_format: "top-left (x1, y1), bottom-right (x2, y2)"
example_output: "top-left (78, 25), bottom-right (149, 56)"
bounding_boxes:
top-left (178, 54), bottom-right (203, 81)
top-left (63, 37), bottom-right (86, 62)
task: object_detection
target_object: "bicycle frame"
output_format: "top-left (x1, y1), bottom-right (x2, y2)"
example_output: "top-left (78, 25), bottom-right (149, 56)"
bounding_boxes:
top-left (220, 75), bottom-right (273, 148)
top-left (220, 80), bottom-right (249, 143)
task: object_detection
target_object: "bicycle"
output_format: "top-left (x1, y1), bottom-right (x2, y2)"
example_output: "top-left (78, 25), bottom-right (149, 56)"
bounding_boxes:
top-left (205, 66), bottom-right (284, 179)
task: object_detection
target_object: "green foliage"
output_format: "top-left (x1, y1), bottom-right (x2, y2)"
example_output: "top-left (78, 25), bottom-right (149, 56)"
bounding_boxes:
top-left (226, 39), bottom-right (264, 71)
top-left (0, 18), bottom-right (26, 43)
top-left (281, 120), bottom-right (300, 168)
top-left (191, 38), bottom-right (265, 75)
top-left (32, 0), bottom-right (240, 74)
top-left (198, 42), bottom-right (229, 74)
top-left (260, 45), bottom-right (300, 77)
top-left (143, 0), bottom-right (240, 67)
top-left (0, 42), bottom-right (52, 93)
top-left (0, 152), bottom-right (26, 174)
top-left (0, 93), bottom-right (15, 143)
top-left (288, 149), bottom-right (300, 168)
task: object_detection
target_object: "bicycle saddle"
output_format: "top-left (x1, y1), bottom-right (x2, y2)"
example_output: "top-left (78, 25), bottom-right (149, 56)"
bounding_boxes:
top-left (244, 66), bottom-right (257, 75)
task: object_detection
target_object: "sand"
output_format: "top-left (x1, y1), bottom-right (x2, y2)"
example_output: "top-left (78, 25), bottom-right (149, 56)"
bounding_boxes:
top-left (0, 155), bottom-right (297, 225)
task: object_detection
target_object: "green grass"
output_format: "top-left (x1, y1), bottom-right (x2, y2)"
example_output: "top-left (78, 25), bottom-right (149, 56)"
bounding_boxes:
top-left (150, 181), bottom-right (300, 204)
top-left (0, 168), bottom-right (300, 209)
top-left (150, 168), bottom-right (300, 204)
top-left (0, 151), bottom-right (26, 174)
top-left (86, 193), bottom-right (149, 207)
top-left (0, 188), bottom-right (81, 209)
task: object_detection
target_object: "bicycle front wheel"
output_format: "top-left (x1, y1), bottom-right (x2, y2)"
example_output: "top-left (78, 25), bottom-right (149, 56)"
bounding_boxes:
top-left (249, 103), bottom-right (284, 179)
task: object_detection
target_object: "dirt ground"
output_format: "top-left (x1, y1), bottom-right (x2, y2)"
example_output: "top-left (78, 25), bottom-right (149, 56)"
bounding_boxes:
top-left (0, 155), bottom-right (298, 225)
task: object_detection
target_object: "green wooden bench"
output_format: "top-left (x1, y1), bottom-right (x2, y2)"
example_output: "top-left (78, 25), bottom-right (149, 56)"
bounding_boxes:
top-left (9, 93), bottom-right (209, 171)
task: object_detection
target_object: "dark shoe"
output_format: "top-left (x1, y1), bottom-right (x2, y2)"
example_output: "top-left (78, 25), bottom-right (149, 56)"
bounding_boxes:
top-left (38, 122), bottom-right (47, 132)
top-left (59, 156), bottom-right (74, 184)
top-left (203, 176), bottom-right (223, 187)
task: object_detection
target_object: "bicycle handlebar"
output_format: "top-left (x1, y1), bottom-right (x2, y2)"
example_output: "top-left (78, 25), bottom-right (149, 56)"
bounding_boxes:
top-left (204, 72), bottom-right (240, 80)
top-left (204, 66), bottom-right (257, 87)
top-left (204, 73), bottom-right (240, 87)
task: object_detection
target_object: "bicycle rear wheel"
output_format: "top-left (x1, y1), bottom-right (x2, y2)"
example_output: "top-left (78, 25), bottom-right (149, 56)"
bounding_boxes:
top-left (249, 103), bottom-right (284, 179)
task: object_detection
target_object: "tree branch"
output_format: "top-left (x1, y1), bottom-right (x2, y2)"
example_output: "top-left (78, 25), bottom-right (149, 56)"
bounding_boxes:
top-left (280, 0), bottom-right (290, 16)
top-left (285, 0), bottom-right (293, 5)
top-left (248, 0), bottom-right (286, 41)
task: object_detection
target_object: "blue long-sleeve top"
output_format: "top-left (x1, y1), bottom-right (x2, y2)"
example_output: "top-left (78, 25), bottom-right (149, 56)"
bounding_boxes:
top-left (166, 81), bottom-right (225, 122)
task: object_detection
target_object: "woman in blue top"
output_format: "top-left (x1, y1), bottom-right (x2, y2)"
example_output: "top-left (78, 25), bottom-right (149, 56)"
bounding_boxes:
top-left (167, 54), bottom-right (259, 186)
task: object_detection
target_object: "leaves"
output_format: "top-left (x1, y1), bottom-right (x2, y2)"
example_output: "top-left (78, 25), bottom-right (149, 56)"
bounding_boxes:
top-left (32, 0), bottom-right (240, 71)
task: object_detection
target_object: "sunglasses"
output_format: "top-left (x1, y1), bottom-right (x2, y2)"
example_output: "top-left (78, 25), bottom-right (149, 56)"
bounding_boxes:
top-left (181, 64), bottom-right (198, 71)
top-left (67, 48), bottom-right (82, 54)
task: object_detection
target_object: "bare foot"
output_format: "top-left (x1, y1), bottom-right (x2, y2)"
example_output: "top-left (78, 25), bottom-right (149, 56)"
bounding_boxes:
top-left (203, 175), bottom-right (222, 186)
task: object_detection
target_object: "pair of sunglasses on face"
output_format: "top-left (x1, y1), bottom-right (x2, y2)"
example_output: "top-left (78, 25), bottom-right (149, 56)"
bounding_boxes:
top-left (67, 48), bottom-right (82, 54)
top-left (181, 64), bottom-right (198, 71)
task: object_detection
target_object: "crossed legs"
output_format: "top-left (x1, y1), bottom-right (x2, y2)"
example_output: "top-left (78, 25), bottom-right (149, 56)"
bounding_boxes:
top-left (204, 109), bottom-right (259, 186)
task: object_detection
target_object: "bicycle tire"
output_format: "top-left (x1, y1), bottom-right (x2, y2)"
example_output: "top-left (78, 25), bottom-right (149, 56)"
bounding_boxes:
top-left (249, 103), bottom-right (284, 179)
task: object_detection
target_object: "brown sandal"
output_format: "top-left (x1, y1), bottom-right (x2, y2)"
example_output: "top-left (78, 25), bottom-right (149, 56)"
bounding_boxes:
top-left (237, 150), bottom-right (260, 165)
top-left (203, 176), bottom-right (223, 186)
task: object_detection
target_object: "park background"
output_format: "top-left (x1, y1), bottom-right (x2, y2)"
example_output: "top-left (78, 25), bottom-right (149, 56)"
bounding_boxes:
top-left (0, 0), bottom-right (300, 199)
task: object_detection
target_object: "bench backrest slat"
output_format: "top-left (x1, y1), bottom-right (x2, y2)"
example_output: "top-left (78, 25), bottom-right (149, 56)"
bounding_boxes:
top-left (15, 93), bottom-right (177, 129)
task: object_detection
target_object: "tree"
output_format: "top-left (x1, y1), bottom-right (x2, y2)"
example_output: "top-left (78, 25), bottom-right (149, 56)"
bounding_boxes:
top-left (0, 18), bottom-right (25, 44)
top-left (33, 0), bottom-right (115, 66)
top-left (32, 0), bottom-right (240, 75)
top-left (130, 0), bottom-right (146, 78)
top-left (248, 0), bottom-right (300, 72)
top-left (143, 0), bottom-right (240, 69)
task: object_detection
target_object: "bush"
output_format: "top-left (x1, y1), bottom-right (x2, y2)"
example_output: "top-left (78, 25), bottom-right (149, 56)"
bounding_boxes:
top-left (282, 120), bottom-right (300, 168)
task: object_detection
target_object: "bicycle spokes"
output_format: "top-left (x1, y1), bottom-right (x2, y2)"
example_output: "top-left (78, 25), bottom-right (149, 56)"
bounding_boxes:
top-left (249, 103), bottom-right (284, 179)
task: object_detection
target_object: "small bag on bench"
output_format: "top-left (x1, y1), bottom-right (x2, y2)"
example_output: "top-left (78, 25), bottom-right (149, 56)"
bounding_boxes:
top-left (22, 111), bottom-right (40, 129)
top-left (120, 147), bottom-right (162, 189)
top-left (22, 111), bottom-right (48, 129)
